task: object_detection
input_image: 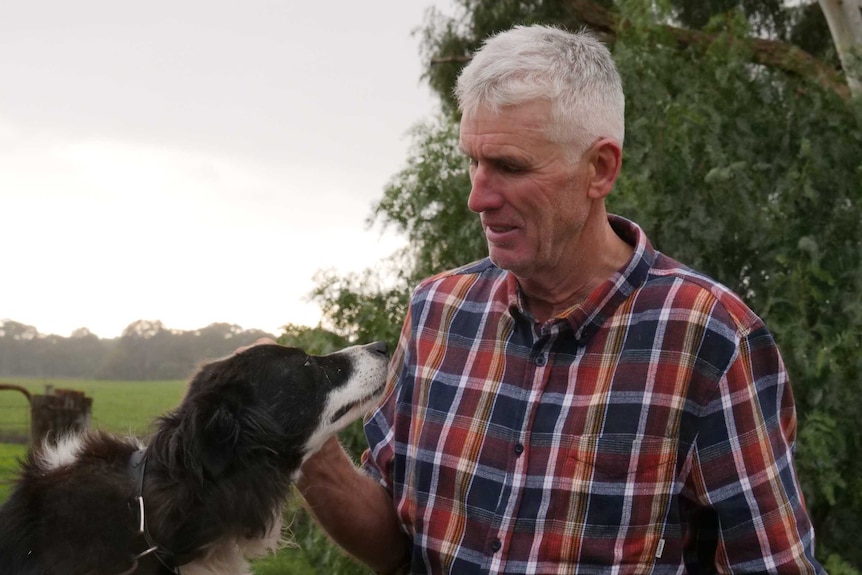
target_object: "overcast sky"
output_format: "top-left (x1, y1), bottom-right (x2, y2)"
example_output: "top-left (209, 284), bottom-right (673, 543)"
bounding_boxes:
top-left (0, 0), bottom-right (458, 339)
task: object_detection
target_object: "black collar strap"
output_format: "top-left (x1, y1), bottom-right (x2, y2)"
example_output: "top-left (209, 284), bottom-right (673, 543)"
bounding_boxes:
top-left (128, 448), bottom-right (180, 574)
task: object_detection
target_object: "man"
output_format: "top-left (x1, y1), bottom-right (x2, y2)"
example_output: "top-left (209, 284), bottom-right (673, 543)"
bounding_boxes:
top-left (297, 25), bottom-right (823, 574)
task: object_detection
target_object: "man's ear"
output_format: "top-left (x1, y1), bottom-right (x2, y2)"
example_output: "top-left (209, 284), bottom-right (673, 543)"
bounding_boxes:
top-left (587, 138), bottom-right (622, 200)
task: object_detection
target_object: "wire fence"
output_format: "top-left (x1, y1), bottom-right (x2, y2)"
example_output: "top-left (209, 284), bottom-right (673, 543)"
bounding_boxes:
top-left (0, 385), bottom-right (32, 444)
top-left (0, 387), bottom-right (32, 502)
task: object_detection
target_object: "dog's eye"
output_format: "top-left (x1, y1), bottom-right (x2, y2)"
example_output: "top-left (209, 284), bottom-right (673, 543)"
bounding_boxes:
top-left (303, 358), bottom-right (312, 367)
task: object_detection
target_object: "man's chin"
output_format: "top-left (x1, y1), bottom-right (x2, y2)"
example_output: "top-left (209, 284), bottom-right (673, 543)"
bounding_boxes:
top-left (489, 251), bottom-right (530, 276)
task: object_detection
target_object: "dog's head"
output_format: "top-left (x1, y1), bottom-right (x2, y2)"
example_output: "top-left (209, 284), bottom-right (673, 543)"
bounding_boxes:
top-left (168, 342), bottom-right (388, 479)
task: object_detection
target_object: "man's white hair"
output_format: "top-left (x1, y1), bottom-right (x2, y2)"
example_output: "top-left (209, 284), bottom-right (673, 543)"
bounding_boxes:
top-left (455, 25), bottom-right (625, 156)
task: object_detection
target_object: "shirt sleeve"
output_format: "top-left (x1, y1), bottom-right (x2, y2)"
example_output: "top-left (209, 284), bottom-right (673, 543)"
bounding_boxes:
top-left (688, 322), bottom-right (823, 573)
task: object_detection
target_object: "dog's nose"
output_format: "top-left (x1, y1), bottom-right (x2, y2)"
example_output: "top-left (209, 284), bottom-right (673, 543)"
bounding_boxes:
top-left (369, 341), bottom-right (388, 355)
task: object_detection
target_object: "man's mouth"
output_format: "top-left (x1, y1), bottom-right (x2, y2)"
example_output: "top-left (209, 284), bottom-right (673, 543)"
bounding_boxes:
top-left (484, 223), bottom-right (519, 243)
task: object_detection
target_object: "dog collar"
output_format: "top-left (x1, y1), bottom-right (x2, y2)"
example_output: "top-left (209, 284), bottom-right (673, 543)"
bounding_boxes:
top-left (128, 449), bottom-right (180, 574)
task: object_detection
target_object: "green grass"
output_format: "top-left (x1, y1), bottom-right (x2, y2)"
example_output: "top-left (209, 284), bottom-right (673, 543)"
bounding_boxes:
top-left (0, 442), bottom-right (27, 502)
top-left (0, 377), bottom-right (188, 437)
top-left (252, 546), bottom-right (320, 574)
top-left (0, 377), bottom-right (188, 506)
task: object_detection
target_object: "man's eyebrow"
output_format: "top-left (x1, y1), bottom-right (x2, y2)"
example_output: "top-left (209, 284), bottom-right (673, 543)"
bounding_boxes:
top-left (457, 146), bottom-right (527, 164)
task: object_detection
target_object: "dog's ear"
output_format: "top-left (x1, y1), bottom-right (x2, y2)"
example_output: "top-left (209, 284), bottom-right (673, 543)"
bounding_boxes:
top-left (196, 403), bottom-right (242, 478)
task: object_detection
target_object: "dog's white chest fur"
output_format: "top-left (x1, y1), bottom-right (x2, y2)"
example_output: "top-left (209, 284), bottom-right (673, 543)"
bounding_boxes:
top-left (180, 514), bottom-right (283, 575)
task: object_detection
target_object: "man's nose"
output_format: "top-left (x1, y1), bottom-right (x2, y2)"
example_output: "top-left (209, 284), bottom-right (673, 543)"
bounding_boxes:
top-left (467, 165), bottom-right (503, 213)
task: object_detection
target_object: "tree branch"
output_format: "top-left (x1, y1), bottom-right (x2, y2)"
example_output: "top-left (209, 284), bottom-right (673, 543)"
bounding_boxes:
top-left (430, 55), bottom-right (471, 65)
top-left (430, 0), bottom-right (850, 100)
top-left (569, 0), bottom-right (850, 98)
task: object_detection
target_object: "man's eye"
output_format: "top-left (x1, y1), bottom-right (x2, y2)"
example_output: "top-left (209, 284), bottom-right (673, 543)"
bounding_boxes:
top-left (500, 163), bottom-right (524, 174)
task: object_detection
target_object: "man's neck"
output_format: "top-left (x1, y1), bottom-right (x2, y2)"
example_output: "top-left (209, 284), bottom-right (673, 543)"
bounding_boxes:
top-left (518, 214), bottom-right (634, 324)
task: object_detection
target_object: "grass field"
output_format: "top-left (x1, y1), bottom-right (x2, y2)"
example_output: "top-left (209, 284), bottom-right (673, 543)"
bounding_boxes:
top-left (0, 442), bottom-right (27, 502)
top-left (0, 377), bottom-right (188, 438)
top-left (0, 377), bottom-right (353, 574)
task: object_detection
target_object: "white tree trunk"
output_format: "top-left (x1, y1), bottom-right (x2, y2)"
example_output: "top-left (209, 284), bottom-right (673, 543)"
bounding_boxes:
top-left (818, 0), bottom-right (862, 98)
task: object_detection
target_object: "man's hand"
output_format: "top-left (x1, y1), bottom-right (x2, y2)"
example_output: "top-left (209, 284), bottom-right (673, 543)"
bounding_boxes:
top-left (297, 436), bottom-right (411, 573)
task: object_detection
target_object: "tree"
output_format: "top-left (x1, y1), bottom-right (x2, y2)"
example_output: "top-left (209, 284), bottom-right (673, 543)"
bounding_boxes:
top-left (0, 320), bottom-right (38, 341)
top-left (277, 323), bottom-right (349, 355)
top-left (0, 320), bottom-right (277, 380)
top-left (310, 0), bottom-right (862, 571)
top-left (609, 22), bottom-right (862, 570)
top-left (0, 321), bottom-right (39, 376)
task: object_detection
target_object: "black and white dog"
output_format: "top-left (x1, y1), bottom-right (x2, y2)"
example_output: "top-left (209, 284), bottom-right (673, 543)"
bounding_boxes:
top-left (0, 342), bottom-right (389, 575)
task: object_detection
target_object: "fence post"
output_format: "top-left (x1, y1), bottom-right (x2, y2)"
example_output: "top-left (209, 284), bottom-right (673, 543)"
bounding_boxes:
top-left (30, 389), bottom-right (92, 446)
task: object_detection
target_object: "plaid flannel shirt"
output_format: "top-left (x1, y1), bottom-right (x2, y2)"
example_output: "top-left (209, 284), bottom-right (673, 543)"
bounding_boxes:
top-left (363, 216), bottom-right (822, 574)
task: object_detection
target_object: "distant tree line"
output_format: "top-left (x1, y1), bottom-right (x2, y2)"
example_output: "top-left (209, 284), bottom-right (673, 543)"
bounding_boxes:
top-left (0, 319), bottom-right (274, 380)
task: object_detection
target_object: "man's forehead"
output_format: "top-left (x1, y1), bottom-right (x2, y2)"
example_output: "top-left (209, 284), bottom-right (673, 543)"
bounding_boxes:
top-left (459, 110), bottom-right (554, 156)
top-left (460, 101), bottom-right (551, 137)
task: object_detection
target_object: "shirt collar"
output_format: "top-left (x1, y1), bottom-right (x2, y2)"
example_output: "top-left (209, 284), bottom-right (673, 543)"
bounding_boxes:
top-left (506, 215), bottom-right (655, 342)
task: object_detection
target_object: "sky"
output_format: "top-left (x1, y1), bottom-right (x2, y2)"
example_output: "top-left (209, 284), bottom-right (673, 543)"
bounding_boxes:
top-left (0, 0), bottom-right (457, 339)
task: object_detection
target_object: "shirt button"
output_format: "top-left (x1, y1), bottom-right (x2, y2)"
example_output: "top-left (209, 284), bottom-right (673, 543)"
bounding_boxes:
top-left (514, 443), bottom-right (524, 456)
top-left (491, 538), bottom-right (502, 553)
top-left (534, 353), bottom-right (547, 366)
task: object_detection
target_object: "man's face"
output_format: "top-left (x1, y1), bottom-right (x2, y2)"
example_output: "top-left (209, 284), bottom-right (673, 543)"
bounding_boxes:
top-left (459, 100), bottom-right (591, 281)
